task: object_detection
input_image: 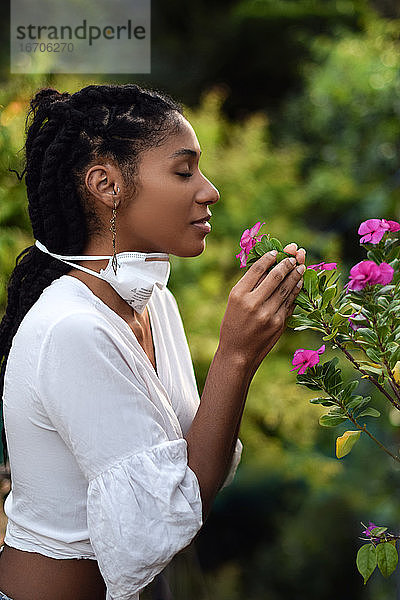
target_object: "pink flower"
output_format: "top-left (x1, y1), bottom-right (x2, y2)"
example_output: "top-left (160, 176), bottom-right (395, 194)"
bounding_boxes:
top-left (290, 344), bottom-right (326, 375)
top-left (236, 221), bottom-right (267, 268)
top-left (347, 260), bottom-right (394, 291)
top-left (358, 218), bottom-right (400, 244)
top-left (308, 262), bottom-right (337, 271)
top-left (347, 261), bottom-right (380, 291)
top-left (376, 262), bottom-right (395, 285)
top-left (382, 219), bottom-right (400, 232)
top-left (358, 219), bottom-right (389, 244)
top-left (362, 522), bottom-right (378, 537)
top-left (236, 248), bottom-right (248, 268)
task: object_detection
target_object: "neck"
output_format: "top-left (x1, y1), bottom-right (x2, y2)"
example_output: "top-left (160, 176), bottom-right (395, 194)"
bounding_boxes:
top-left (65, 267), bottom-right (144, 324)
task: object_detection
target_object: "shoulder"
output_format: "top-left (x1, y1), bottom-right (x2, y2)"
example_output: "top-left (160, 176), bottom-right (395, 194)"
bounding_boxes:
top-left (13, 276), bottom-right (116, 360)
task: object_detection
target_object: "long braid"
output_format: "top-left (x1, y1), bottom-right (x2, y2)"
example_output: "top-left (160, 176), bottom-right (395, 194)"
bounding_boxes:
top-left (0, 83), bottom-right (183, 467)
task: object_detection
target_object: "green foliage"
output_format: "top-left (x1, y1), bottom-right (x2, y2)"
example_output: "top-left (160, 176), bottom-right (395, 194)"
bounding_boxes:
top-left (357, 544), bottom-right (377, 584)
top-left (357, 525), bottom-right (399, 585)
top-left (283, 17), bottom-right (400, 232)
top-left (377, 542), bottom-right (398, 578)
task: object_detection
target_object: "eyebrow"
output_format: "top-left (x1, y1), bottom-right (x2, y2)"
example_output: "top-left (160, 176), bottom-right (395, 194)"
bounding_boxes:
top-left (168, 148), bottom-right (202, 159)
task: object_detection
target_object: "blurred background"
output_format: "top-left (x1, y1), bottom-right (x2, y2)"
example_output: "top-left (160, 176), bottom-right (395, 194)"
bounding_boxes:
top-left (1, 0), bottom-right (400, 598)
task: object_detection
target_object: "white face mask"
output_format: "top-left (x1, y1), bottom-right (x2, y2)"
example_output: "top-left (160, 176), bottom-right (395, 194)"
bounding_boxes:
top-left (35, 240), bottom-right (171, 314)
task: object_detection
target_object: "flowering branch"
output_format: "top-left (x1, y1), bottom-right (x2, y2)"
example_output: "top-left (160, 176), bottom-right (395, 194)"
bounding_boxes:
top-left (299, 287), bottom-right (400, 410)
top-left (235, 218), bottom-right (400, 585)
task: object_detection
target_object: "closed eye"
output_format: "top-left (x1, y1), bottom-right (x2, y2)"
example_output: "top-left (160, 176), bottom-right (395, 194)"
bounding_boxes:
top-left (176, 172), bottom-right (193, 178)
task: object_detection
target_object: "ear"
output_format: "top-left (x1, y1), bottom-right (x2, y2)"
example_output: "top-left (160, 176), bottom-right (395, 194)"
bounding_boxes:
top-left (85, 163), bottom-right (122, 208)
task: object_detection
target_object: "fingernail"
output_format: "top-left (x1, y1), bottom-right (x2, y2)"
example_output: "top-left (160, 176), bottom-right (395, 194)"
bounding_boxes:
top-left (269, 250), bottom-right (278, 256)
top-left (289, 257), bottom-right (296, 264)
top-left (296, 264), bottom-right (306, 274)
top-left (297, 279), bottom-right (303, 288)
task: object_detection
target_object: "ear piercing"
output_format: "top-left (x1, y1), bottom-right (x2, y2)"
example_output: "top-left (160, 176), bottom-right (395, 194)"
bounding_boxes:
top-left (109, 186), bottom-right (120, 275)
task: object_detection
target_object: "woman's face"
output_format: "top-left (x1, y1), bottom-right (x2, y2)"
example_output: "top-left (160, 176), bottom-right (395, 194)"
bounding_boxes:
top-left (118, 114), bottom-right (220, 257)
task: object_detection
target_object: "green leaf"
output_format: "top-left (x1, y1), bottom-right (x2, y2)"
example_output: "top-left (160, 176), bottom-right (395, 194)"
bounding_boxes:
top-left (357, 544), bottom-right (377, 584)
top-left (255, 238), bottom-right (271, 254)
top-left (337, 302), bottom-right (356, 316)
top-left (319, 414), bottom-right (347, 427)
top-left (332, 312), bottom-right (349, 327)
top-left (356, 328), bottom-right (378, 345)
top-left (269, 237), bottom-right (283, 251)
top-left (365, 348), bottom-right (382, 363)
top-left (356, 397), bottom-right (373, 411)
top-left (325, 369), bottom-right (343, 392)
top-left (346, 396), bottom-right (369, 411)
top-left (318, 273), bottom-right (327, 293)
top-left (321, 357), bottom-right (339, 376)
top-left (309, 397), bottom-right (336, 407)
top-left (341, 380), bottom-right (359, 403)
top-left (321, 286), bottom-right (337, 309)
top-left (294, 294), bottom-right (315, 311)
top-left (358, 362), bottom-right (384, 375)
top-left (358, 408), bottom-right (381, 418)
top-left (303, 268), bottom-right (319, 298)
top-left (252, 245), bottom-right (264, 257)
top-left (294, 326), bottom-right (327, 332)
top-left (370, 527), bottom-right (388, 537)
top-left (377, 285), bottom-right (395, 295)
top-left (322, 329), bottom-right (338, 341)
top-left (336, 430), bottom-right (361, 458)
top-left (296, 380), bottom-right (322, 391)
top-left (376, 542), bottom-right (398, 578)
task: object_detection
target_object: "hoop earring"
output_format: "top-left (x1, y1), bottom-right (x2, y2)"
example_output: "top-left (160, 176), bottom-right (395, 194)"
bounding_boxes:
top-left (110, 191), bottom-right (118, 275)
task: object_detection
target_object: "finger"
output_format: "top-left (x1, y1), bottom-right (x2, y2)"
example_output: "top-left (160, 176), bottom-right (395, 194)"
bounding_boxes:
top-left (287, 279), bottom-right (303, 315)
top-left (283, 242), bottom-right (298, 255)
top-left (235, 251), bottom-right (278, 294)
top-left (251, 255), bottom-right (298, 301)
top-left (275, 271), bottom-right (304, 321)
top-left (260, 262), bottom-right (305, 313)
top-left (296, 248), bottom-right (306, 265)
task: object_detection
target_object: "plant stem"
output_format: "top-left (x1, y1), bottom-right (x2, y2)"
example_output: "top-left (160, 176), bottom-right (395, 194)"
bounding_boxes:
top-left (350, 420), bottom-right (400, 464)
top-left (359, 534), bottom-right (400, 544)
top-left (333, 337), bottom-right (400, 411)
top-left (312, 377), bottom-right (400, 464)
top-left (369, 312), bottom-right (400, 402)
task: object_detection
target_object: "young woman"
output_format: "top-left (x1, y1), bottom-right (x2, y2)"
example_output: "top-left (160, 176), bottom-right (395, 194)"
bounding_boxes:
top-left (0, 83), bottom-right (306, 600)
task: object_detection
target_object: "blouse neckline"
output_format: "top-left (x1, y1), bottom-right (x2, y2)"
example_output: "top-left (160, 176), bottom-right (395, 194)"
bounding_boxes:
top-left (54, 275), bottom-right (160, 381)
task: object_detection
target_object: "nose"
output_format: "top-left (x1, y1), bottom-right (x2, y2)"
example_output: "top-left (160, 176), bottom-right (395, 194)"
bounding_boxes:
top-left (196, 174), bottom-right (220, 205)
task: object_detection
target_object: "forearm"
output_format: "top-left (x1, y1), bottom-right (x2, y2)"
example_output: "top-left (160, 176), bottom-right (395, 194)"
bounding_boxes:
top-left (185, 345), bottom-right (253, 520)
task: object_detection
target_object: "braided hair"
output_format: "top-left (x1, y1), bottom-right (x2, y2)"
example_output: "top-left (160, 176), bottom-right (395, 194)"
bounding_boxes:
top-left (0, 83), bottom-right (184, 466)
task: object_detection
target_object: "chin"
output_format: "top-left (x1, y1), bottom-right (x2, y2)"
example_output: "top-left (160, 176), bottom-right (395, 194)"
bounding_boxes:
top-left (172, 239), bottom-right (207, 258)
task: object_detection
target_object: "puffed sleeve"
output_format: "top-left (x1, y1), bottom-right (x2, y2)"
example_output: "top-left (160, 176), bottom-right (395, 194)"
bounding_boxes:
top-left (36, 313), bottom-right (203, 600)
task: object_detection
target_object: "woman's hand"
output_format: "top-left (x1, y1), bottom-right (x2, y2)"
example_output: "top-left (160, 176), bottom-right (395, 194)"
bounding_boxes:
top-left (219, 242), bottom-right (306, 377)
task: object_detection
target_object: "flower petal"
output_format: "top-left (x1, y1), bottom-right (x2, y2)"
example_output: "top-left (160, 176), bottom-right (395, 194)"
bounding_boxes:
top-left (249, 221), bottom-right (265, 237)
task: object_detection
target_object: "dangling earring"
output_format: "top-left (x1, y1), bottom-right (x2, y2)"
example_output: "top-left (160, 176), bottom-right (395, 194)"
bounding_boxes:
top-left (109, 186), bottom-right (120, 275)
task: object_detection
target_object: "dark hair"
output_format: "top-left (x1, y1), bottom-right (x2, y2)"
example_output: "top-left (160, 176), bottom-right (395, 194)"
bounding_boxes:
top-left (0, 83), bottom-right (184, 466)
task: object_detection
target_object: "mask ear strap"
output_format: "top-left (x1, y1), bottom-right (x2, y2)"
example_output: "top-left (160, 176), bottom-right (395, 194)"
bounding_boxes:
top-left (34, 240), bottom-right (111, 281)
top-left (35, 240), bottom-right (111, 261)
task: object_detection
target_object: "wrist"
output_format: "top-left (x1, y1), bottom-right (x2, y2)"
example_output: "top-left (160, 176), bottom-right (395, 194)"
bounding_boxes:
top-left (214, 343), bottom-right (255, 382)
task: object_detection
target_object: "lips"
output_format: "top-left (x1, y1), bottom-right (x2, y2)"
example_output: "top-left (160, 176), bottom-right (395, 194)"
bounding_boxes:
top-left (191, 215), bottom-right (211, 224)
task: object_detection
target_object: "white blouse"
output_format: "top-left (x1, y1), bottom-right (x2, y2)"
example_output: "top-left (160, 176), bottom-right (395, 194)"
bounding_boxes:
top-left (2, 274), bottom-right (242, 600)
